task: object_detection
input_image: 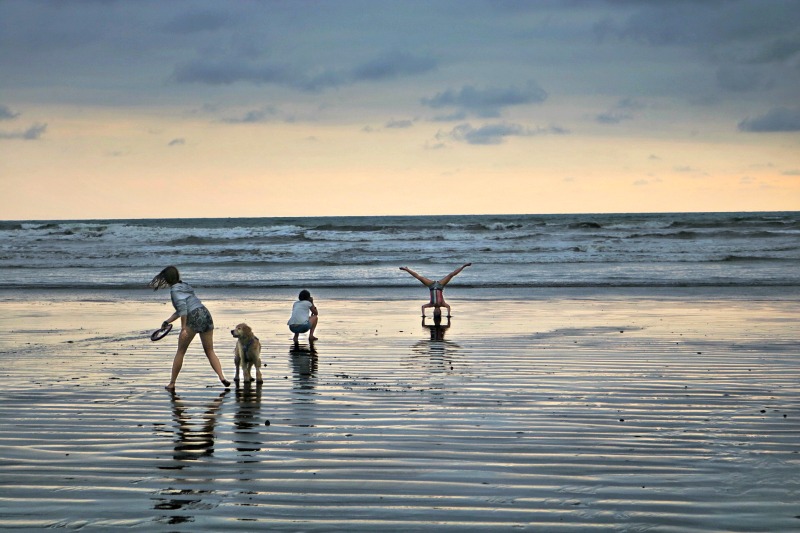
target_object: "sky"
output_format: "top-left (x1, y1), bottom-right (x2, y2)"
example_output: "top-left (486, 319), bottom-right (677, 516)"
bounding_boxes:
top-left (1, 0), bottom-right (799, 220)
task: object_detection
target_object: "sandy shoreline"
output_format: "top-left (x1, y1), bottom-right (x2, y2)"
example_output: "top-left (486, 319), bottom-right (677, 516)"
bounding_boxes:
top-left (1, 289), bottom-right (798, 531)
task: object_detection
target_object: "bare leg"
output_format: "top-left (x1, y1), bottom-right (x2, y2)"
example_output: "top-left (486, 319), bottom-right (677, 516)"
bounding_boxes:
top-left (166, 326), bottom-right (196, 390)
top-left (199, 329), bottom-right (230, 387)
top-left (308, 315), bottom-right (319, 341)
top-left (421, 302), bottom-right (435, 316)
top-left (438, 263), bottom-right (472, 286)
top-left (400, 266), bottom-right (434, 286)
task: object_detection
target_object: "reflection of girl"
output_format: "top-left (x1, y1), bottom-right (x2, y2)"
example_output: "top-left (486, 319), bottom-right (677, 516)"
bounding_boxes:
top-left (149, 266), bottom-right (230, 391)
top-left (169, 390), bottom-right (228, 461)
top-left (400, 263), bottom-right (471, 317)
top-left (423, 313), bottom-right (450, 341)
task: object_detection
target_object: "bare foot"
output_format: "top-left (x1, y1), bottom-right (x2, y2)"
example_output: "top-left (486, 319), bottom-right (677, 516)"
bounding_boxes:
top-left (221, 379), bottom-right (231, 388)
top-left (165, 383), bottom-right (175, 391)
top-left (309, 336), bottom-right (319, 342)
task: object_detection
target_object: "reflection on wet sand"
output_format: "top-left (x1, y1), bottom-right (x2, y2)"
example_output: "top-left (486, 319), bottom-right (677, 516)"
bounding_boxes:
top-left (291, 342), bottom-right (318, 389)
top-left (233, 382), bottom-right (263, 461)
top-left (168, 390), bottom-right (228, 462)
top-left (412, 315), bottom-right (461, 366)
top-left (152, 391), bottom-right (228, 525)
top-left (424, 314), bottom-right (450, 341)
top-left (409, 316), bottom-right (462, 402)
top-left (289, 343), bottom-right (319, 444)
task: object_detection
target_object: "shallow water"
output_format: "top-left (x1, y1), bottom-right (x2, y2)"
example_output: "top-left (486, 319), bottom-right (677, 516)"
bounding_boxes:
top-left (0, 292), bottom-right (798, 531)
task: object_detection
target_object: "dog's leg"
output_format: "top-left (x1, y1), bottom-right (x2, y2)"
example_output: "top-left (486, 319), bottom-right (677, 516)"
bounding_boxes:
top-left (254, 346), bottom-right (263, 383)
top-left (234, 346), bottom-right (241, 382)
top-left (244, 360), bottom-right (253, 382)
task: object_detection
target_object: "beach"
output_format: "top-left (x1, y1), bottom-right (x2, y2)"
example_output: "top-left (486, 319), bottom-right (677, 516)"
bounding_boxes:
top-left (1, 287), bottom-right (798, 531)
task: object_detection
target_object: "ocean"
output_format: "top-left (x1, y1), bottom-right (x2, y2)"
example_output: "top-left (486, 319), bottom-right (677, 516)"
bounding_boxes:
top-left (1, 211), bottom-right (798, 292)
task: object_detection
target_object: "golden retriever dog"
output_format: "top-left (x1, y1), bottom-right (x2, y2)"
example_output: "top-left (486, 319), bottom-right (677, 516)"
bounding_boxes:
top-left (230, 323), bottom-right (263, 383)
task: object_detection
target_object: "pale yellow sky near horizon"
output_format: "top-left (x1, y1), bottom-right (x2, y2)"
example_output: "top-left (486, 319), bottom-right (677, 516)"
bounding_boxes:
top-left (1, 1), bottom-right (799, 220)
top-left (2, 106), bottom-right (797, 220)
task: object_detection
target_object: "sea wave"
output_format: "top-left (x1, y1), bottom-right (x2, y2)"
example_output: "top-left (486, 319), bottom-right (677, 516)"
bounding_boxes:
top-left (2, 279), bottom-right (798, 291)
top-left (1, 211), bottom-right (797, 289)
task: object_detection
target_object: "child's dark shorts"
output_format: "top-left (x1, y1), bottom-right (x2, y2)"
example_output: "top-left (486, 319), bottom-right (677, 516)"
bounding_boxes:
top-left (289, 321), bottom-right (311, 334)
top-left (187, 306), bottom-right (214, 333)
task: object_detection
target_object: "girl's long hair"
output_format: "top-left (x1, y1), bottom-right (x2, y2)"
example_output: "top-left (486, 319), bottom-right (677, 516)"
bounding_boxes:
top-left (148, 266), bottom-right (180, 290)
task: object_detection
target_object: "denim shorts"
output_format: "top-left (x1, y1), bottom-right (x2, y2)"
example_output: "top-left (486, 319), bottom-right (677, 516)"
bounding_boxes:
top-left (187, 306), bottom-right (214, 333)
top-left (289, 321), bottom-right (311, 334)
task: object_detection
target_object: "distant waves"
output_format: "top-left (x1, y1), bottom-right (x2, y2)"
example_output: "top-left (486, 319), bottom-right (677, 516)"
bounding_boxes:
top-left (0, 212), bottom-right (798, 289)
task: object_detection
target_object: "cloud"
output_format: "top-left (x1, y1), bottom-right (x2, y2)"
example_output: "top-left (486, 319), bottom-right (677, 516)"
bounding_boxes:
top-left (352, 51), bottom-right (437, 82)
top-left (167, 138), bottom-right (185, 146)
top-left (172, 59), bottom-right (293, 86)
top-left (173, 50), bottom-right (436, 92)
top-left (422, 81), bottom-right (548, 118)
top-left (751, 36), bottom-right (800, 63)
top-left (716, 65), bottom-right (764, 93)
top-left (738, 108), bottom-right (800, 132)
top-left (601, 2), bottom-right (800, 50)
top-left (162, 10), bottom-right (233, 34)
top-left (0, 123), bottom-right (47, 140)
top-left (0, 105), bottom-right (20, 121)
top-left (385, 119), bottom-right (414, 129)
top-left (595, 97), bottom-right (644, 124)
top-left (441, 122), bottom-right (567, 145)
top-left (595, 111), bottom-right (632, 124)
top-left (222, 107), bottom-right (279, 124)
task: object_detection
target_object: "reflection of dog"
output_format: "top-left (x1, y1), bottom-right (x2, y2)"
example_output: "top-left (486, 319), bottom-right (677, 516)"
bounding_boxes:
top-left (231, 323), bottom-right (263, 383)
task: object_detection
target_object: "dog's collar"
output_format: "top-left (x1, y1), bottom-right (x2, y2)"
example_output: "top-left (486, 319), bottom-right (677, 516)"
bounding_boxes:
top-left (242, 336), bottom-right (259, 353)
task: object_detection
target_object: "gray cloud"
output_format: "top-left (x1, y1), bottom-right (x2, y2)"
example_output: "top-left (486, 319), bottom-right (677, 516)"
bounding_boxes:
top-left (0, 105), bottom-right (20, 120)
top-left (422, 82), bottom-right (548, 118)
top-left (716, 65), bottom-right (765, 93)
top-left (172, 59), bottom-right (293, 86)
top-left (162, 10), bottom-right (233, 34)
top-left (2, 0), bottom-right (799, 150)
top-left (222, 107), bottom-right (280, 124)
top-left (750, 35), bottom-right (800, 63)
top-left (352, 51), bottom-right (437, 82)
top-left (173, 50), bottom-right (436, 92)
top-left (0, 122), bottom-right (47, 140)
top-left (595, 97), bottom-right (644, 124)
top-left (601, 1), bottom-right (800, 50)
top-left (442, 122), bottom-right (567, 145)
top-left (596, 111), bottom-right (632, 124)
top-left (738, 107), bottom-right (800, 132)
top-left (385, 119), bottom-right (414, 129)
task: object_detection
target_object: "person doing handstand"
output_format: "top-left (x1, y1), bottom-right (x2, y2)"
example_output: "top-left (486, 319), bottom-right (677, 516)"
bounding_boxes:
top-left (400, 263), bottom-right (471, 317)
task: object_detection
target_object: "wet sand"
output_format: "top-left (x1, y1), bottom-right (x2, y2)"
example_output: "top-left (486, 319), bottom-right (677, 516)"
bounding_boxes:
top-left (0, 289), bottom-right (798, 531)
